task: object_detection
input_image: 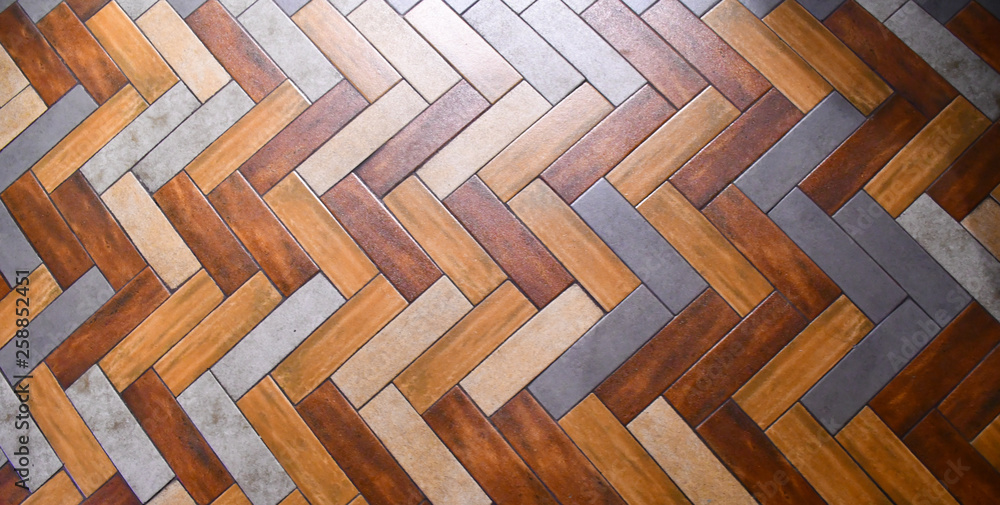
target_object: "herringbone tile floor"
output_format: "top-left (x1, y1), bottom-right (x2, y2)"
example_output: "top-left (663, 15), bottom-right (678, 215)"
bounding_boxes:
top-left (0, 0), bottom-right (999, 502)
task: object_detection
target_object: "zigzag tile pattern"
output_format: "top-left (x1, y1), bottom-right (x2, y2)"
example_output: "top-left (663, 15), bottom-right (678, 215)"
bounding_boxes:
top-left (0, 0), bottom-right (998, 502)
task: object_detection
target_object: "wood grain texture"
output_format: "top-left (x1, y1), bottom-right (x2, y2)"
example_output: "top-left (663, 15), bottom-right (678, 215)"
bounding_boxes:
top-left (22, 471), bottom-right (81, 505)
top-left (963, 198), bottom-right (1000, 259)
top-left (66, 0), bottom-right (110, 20)
top-left (87, 1), bottom-right (177, 102)
top-left (0, 3), bottom-right (76, 106)
top-left (210, 486), bottom-right (252, 505)
top-left (445, 177), bottom-right (573, 308)
top-left (939, 343), bottom-right (1000, 440)
top-left (0, 464), bottom-right (30, 505)
top-left (209, 172), bottom-right (318, 297)
top-left (0, 87), bottom-right (45, 150)
top-left (947, 2), bottom-right (1000, 72)
top-left (0, 266), bottom-right (59, 348)
top-left (973, 415), bottom-right (1000, 472)
top-left (37, 3), bottom-right (126, 104)
top-left (81, 474), bottom-right (141, 505)
top-left (927, 123), bottom-right (1000, 220)
top-left (322, 174), bottom-right (441, 301)
top-left (904, 409), bottom-right (1000, 503)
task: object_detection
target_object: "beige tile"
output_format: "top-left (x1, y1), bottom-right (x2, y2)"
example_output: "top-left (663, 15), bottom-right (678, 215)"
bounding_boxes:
top-left (418, 81), bottom-right (550, 198)
top-left (348, 0), bottom-right (459, 102)
top-left (479, 83), bottom-right (611, 202)
top-left (628, 398), bottom-right (756, 505)
top-left (384, 176), bottom-right (505, 304)
top-left (0, 45), bottom-right (28, 107)
top-left (607, 86), bottom-right (739, 204)
top-left (137, 0), bottom-right (230, 103)
top-left (360, 385), bottom-right (491, 505)
top-left (21, 471), bottom-right (81, 505)
top-left (148, 481), bottom-right (196, 505)
top-left (972, 414), bottom-right (1000, 472)
top-left (101, 270), bottom-right (223, 391)
top-left (405, 0), bottom-right (519, 102)
top-left (963, 197), bottom-right (1000, 260)
top-left (461, 284), bottom-right (601, 415)
top-left (510, 179), bottom-right (638, 311)
top-left (0, 86), bottom-right (46, 150)
top-left (33, 85), bottom-right (147, 192)
top-left (102, 173), bottom-right (200, 289)
top-left (297, 81), bottom-right (426, 194)
top-left (333, 277), bottom-right (472, 407)
top-left (87, 1), bottom-right (177, 102)
top-left (347, 495), bottom-right (367, 505)
top-left (293, 0), bottom-right (399, 102)
top-left (0, 265), bottom-right (60, 347)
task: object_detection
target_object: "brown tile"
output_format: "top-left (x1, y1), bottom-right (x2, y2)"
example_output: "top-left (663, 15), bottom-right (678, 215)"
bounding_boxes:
top-left (211, 486), bottom-right (251, 505)
top-left (670, 88), bottom-right (802, 208)
top-left (445, 177), bottom-right (573, 308)
top-left (122, 370), bottom-right (233, 505)
top-left (0, 463), bottom-right (29, 505)
top-left (46, 268), bottom-right (168, 389)
top-left (0, 88), bottom-right (46, 150)
top-left (1, 269), bottom-right (59, 348)
top-left (973, 415), bottom-right (1000, 472)
top-left (22, 471), bottom-right (82, 505)
top-left (904, 410), bottom-right (1000, 503)
top-left (241, 81), bottom-right (367, 195)
top-left (939, 343), bottom-right (1000, 439)
top-left (186, 0), bottom-right (285, 102)
top-left (583, 0), bottom-right (705, 107)
top-left (37, 3), bottom-right (127, 104)
top-left (963, 198), bottom-right (1000, 259)
top-left (66, 0), bottom-right (110, 20)
top-left (492, 391), bottom-right (627, 505)
top-left (665, 293), bottom-right (807, 425)
top-left (540, 85), bottom-right (674, 203)
top-left (0, 3), bottom-right (76, 106)
top-left (799, 95), bottom-right (926, 215)
top-left (81, 474), bottom-right (141, 505)
top-left (321, 174), bottom-right (441, 302)
top-left (703, 185), bottom-right (840, 319)
top-left (424, 388), bottom-right (559, 505)
top-left (209, 172), bottom-right (317, 297)
top-left (947, 2), bottom-right (1000, 72)
top-left (1, 172), bottom-right (92, 289)
top-left (825, 0), bottom-right (957, 118)
top-left (296, 381), bottom-right (425, 505)
top-left (927, 123), bottom-right (1000, 220)
top-left (357, 81), bottom-right (488, 197)
top-left (698, 400), bottom-right (824, 505)
top-left (642, 0), bottom-right (769, 110)
top-left (596, 289), bottom-right (740, 424)
top-left (87, 1), bottom-right (177, 102)
top-left (155, 172), bottom-right (258, 296)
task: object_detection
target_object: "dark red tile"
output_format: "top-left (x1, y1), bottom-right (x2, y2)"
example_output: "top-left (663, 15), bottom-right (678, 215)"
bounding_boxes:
top-left (0, 463), bottom-right (29, 505)
top-left (939, 343), bottom-right (1000, 440)
top-left (904, 410), bottom-right (1000, 504)
top-left (947, 2), bottom-right (1000, 73)
top-left (37, 3), bottom-right (127, 104)
top-left (0, 3), bottom-right (77, 106)
top-left (927, 122), bottom-right (1000, 220)
top-left (66, 0), bottom-right (110, 20)
top-left (81, 474), bottom-right (140, 505)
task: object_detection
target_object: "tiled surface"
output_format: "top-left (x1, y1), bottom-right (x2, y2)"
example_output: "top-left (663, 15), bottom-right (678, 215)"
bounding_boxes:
top-left (0, 0), bottom-right (999, 502)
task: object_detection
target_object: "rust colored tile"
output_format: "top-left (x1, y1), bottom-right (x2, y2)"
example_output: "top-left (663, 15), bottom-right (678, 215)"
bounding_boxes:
top-left (445, 177), bottom-right (573, 308)
top-left (799, 95), bottom-right (926, 215)
top-left (541, 85), bottom-right (674, 203)
top-left (66, 0), bottom-right (110, 20)
top-left (939, 343), bottom-right (1000, 439)
top-left (642, 0), bottom-right (769, 110)
top-left (357, 81), bottom-right (488, 197)
top-left (947, 2), bottom-right (1000, 72)
top-left (665, 293), bottom-right (807, 425)
top-left (211, 486), bottom-right (251, 505)
top-left (122, 370), bottom-right (233, 505)
top-left (51, 172), bottom-right (146, 291)
top-left (209, 172), bottom-right (318, 297)
top-left (973, 415), bottom-right (1000, 471)
top-left (0, 266), bottom-right (60, 348)
top-left (703, 185), bottom-right (840, 318)
top-left (0, 463), bottom-right (30, 505)
top-left (154, 173), bottom-right (257, 296)
top-left (81, 474), bottom-right (141, 505)
top-left (492, 391), bottom-right (627, 505)
top-left (904, 410), bottom-right (1000, 503)
top-left (825, 0), bottom-right (957, 118)
top-left (596, 289), bottom-right (740, 425)
top-left (424, 388), bottom-right (558, 505)
top-left (583, 0), bottom-right (705, 107)
top-left (670, 88), bottom-right (802, 208)
top-left (37, 3), bottom-right (126, 104)
top-left (87, 2), bottom-right (177, 102)
top-left (321, 174), bottom-right (440, 301)
top-left (297, 381), bottom-right (425, 505)
top-left (187, 0), bottom-right (285, 102)
top-left (0, 4), bottom-right (76, 106)
top-left (241, 81), bottom-right (367, 195)
top-left (46, 268), bottom-right (168, 389)
top-left (698, 400), bottom-right (824, 505)
top-left (928, 123), bottom-right (1000, 220)
top-left (1, 172), bottom-right (92, 289)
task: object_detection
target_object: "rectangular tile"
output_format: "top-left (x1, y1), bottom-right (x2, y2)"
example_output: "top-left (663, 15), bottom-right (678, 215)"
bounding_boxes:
top-left (905, 409), bottom-right (1000, 503)
top-left (0, 201), bottom-right (40, 284)
top-left (0, 370), bottom-right (61, 491)
top-left (928, 123), bottom-right (1000, 220)
top-left (573, 179), bottom-right (707, 313)
top-left (445, 177), bottom-right (572, 307)
top-left (155, 272), bottom-right (280, 396)
top-left (82, 475), bottom-right (141, 505)
top-left (0, 464), bottom-right (29, 503)
top-left (22, 471), bottom-right (82, 505)
top-left (963, 197), bottom-right (1000, 259)
top-left (0, 266), bottom-right (60, 347)
top-left (0, 38), bottom-right (28, 106)
top-left (37, 3), bottom-right (127, 104)
top-left (973, 415), bottom-right (1000, 472)
top-left (0, 87), bottom-right (46, 151)
top-left (947, 2), bottom-right (1000, 73)
top-left (0, 3), bottom-right (76, 106)
top-left (87, 2), bottom-right (177, 102)
top-left (939, 344), bottom-right (1000, 439)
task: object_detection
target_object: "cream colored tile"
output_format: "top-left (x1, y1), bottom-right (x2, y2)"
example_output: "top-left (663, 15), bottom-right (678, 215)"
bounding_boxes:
top-left (147, 481), bottom-right (196, 505)
top-left (0, 87), bottom-right (46, 150)
top-left (0, 45), bottom-right (28, 107)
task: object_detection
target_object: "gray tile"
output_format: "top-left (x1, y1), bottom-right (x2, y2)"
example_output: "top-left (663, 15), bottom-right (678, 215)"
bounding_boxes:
top-left (444, 0), bottom-right (477, 13)
top-left (856, 0), bottom-right (906, 19)
top-left (0, 268), bottom-right (113, 385)
top-left (167, 0), bottom-right (208, 18)
top-left (464, 0), bottom-right (583, 104)
top-left (178, 373), bottom-right (294, 505)
top-left (132, 81), bottom-right (251, 193)
top-left (0, 86), bottom-right (96, 192)
top-left (914, 0), bottom-right (969, 23)
top-left (327, 0), bottom-right (366, 15)
top-left (220, 0), bottom-right (256, 15)
top-left (886, 1), bottom-right (1000, 120)
top-left (795, 0), bottom-right (844, 19)
top-left (564, 0), bottom-right (596, 13)
top-left (0, 205), bottom-right (40, 287)
top-left (979, 0), bottom-right (1000, 18)
top-left (522, 0), bottom-right (644, 105)
top-left (899, 195), bottom-right (1000, 321)
top-left (769, 189), bottom-right (906, 323)
top-left (274, 0), bottom-right (311, 14)
top-left (0, 0), bottom-right (14, 12)
top-left (678, 0), bottom-right (720, 16)
top-left (735, 92), bottom-right (863, 212)
top-left (835, 191), bottom-right (970, 326)
top-left (17, 0), bottom-right (60, 21)
top-left (0, 376), bottom-right (61, 491)
top-left (622, 0), bottom-right (656, 14)
top-left (739, 0), bottom-right (781, 17)
top-left (802, 300), bottom-right (939, 434)
top-left (66, 366), bottom-right (174, 502)
top-left (572, 179), bottom-right (707, 313)
top-left (82, 83), bottom-right (200, 194)
top-left (386, 0), bottom-right (420, 13)
top-left (118, 0), bottom-right (159, 17)
top-left (239, 0), bottom-right (342, 101)
top-left (503, 0), bottom-right (535, 12)
top-left (212, 274), bottom-right (344, 399)
top-left (528, 285), bottom-right (671, 419)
